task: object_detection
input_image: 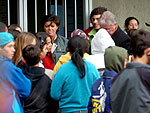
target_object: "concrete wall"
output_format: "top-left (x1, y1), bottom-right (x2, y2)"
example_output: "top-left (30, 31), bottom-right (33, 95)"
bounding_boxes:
top-left (92, 0), bottom-right (150, 31)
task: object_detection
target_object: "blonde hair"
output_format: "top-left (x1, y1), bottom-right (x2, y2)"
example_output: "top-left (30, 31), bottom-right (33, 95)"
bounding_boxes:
top-left (12, 32), bottom-right (36, 66)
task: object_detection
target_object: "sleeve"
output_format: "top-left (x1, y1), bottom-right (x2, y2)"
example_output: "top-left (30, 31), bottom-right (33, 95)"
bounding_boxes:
top-left (50, 66), bottom-right (66, 100)
top-left (4, 62), bottom-right (31, 98)
top-left (53, 59), bottom-right (62, 73)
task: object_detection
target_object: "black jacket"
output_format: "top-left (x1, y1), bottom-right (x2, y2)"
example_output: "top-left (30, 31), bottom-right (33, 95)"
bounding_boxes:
top-left (112, 26), bottom-right (131, 54)
top-left (22, 66), bottom-right (59, 113)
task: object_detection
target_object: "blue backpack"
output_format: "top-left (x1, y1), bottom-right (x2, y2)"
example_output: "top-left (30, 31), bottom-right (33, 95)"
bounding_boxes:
top-left (88, 71), bottom-right (117, 113)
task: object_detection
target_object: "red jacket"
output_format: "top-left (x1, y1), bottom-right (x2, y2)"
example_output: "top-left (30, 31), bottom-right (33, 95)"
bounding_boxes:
top-left (43, 53), bottom-right (54, 70)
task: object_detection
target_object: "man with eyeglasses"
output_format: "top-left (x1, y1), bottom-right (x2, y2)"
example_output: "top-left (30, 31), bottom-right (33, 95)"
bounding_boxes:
top-left (99, 11), bottom-right (130, 53)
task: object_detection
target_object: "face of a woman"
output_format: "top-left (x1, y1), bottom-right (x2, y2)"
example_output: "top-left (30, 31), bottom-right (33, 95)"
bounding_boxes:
top-left (40, 44), bottom-right (48, 60)
top-left (44, 21), bottom-right (58, 38)
top-left (46, 37), bottom-right (52, 52)
top-left (127, 19), bottom-right (139, 30)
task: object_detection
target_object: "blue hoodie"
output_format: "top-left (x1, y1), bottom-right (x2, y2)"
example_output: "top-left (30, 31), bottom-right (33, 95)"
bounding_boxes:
top-left (0, 58), bottom-right (31, 113)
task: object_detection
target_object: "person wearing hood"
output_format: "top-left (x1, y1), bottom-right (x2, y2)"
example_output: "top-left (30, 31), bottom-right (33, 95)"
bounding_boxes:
top-left (86, 28), bottom-right (115, 73)
top-left (22, 45), bottom-right (59, 113)
top-left (88, 46), bottom-right (127, 113)
top-left (53, 29), bottom-right (89, 73)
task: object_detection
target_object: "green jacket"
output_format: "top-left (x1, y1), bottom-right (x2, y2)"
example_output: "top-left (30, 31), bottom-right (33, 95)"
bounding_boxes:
top-left (88, 28), bottom-right (97, 45)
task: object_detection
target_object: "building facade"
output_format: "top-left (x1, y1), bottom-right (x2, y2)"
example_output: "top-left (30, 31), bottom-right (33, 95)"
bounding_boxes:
top-left (0, 0), bottom-right (92, 37)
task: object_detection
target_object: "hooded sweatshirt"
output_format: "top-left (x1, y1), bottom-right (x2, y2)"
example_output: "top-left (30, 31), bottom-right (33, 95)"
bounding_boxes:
top-left (104, 46), bottom-right (127, 73)
top-left (88, 46), bottom-right (127, 113)
top-left (22, 66), bottom-right (58, 113)
top-left (86, 29), bottom-right (115, 69)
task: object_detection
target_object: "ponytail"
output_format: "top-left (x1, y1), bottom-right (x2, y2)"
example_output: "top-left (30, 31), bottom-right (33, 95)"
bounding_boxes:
top-left (71, 48), bottom-right (85, 78)
top-left (67, 36), bottom-right (89, 78)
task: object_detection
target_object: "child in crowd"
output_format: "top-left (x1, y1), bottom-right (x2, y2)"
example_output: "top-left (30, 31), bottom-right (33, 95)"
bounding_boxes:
top-left (22, 45), bottom-right (59, 113)
top-left (0, 32), bottom-right (31, 113)
top-left (36, 32), bottom-right (54, 70)
top-left (35, 32), bottom-right (55, 79)
top-left (51, 36), bottom-right (100, 113)
top-left (88, 46), bottom-right (127, 113)
top-left (53, 29), bottom-right (89, 73)
top-left (12, 32), bottom-right (37, 68)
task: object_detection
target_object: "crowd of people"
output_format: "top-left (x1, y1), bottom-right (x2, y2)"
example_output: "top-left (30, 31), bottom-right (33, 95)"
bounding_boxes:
top-left (0, 6), bottom-right (150, 113)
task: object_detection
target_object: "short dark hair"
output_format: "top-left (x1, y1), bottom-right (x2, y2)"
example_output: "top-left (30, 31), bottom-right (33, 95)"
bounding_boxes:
top-left (0, 22), bottom-right (7, 32)
top-left (35, 32), bottom-right (49, 51)
top-left (130, 29), bottom-right (150, 58)
top-left (41, 14), bottom-right (60, 31)
top-left (22, 45), bottom-right (41, 66)
top-left (8, 29), bottom-right (20, 40)
top-left (90, 6), bottom-right (107, 21)
top-left (125, 17), bottom-right (139, 28)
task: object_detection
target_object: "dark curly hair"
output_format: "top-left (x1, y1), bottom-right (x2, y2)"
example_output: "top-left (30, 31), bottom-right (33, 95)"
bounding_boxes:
top-left (90, 6), bottom-right (107, 21)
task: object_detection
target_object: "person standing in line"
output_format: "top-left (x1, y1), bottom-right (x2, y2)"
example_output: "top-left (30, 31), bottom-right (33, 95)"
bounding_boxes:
top-left (110, 29), bottom-right (150, 113)
top-left (0, 32), bottom-right (31, 113)
top-left (22, 45), bottom-right (59, 113)
top-left (99, 11), bottom-right (131, 53)
top-left (84, 6), bottom-right (107, 45)
top-left (53, 29), bottom-right (89, 73)
top-left (41, 14), bottom-right (68, 64)
top-left (88, 46), bottom-right (127, 113)
top-left (12, 32), bottom-right (37, 68)
top-left (51, 36), bottom-right (100, 113)
top-left (124, 16), bottom-right (139, 35)
top-left (35, 32), bottom-right (55, 79)
top-left (36, 32), bottom-right (55, 70)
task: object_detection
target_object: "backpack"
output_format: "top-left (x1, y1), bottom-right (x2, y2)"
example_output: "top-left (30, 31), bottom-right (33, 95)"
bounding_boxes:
top-left (88, 71), bottom-right (117, 113)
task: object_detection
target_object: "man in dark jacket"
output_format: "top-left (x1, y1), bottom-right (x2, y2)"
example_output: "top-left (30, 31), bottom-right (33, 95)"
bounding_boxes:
top-left (110, 29), bottom-right (150, 113)
top-left (99, 11), bottom-right (130, 53)
top-left (22, 44), bottom-right (58, 113)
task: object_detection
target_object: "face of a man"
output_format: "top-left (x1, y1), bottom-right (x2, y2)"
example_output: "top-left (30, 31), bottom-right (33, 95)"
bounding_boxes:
top-left (40, 44), bottom-right (48, 60)
top-left (2, 41), bottom-right (15, 59)
top-left (91, 14), bottom-right (101, 30)
top-left (101, 22), bottom-right (117, 36)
